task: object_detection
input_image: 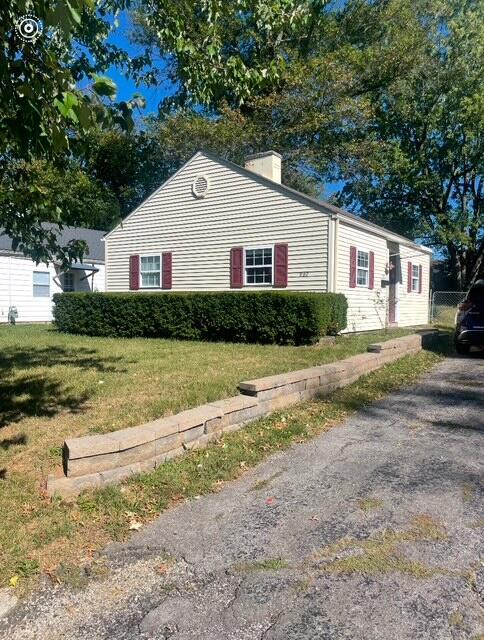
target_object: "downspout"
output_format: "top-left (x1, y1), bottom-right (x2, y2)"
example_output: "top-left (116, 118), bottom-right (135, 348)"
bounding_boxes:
top-left (327, 215), bottom-right (334, 292)
top-left (332, 216), bottom-right (339, 292)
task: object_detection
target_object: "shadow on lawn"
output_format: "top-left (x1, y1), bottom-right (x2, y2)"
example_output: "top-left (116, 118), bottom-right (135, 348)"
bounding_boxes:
top-left (0, 434), bottom-right (27, 450)
top-left (0, 346), bottom-right (126, 373)
top-left (0, 346), bottom-right (126, 429)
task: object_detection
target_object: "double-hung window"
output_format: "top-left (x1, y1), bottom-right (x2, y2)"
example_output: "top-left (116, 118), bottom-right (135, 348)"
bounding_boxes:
top-left (33, 271), bottom-right (50, 297)
top-left (140, 256), bottom-right (161, 288)
top-left (411, 264), bottom-right (420, 292)
top-left (357, 249), bottom-right (369, 287)
top-left (245, 248), bottom-right (273, 285)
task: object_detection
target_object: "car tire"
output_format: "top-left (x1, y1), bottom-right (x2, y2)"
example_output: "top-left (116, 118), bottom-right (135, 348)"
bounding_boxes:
top-left (455, 341), bottom-right (470, 355)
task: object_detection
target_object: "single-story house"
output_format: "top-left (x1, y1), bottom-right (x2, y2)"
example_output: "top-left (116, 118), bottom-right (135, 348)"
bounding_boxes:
top-left (104, 150), bottom-right (432, 332)
top-left (0, 224), bottom-right (105, 324)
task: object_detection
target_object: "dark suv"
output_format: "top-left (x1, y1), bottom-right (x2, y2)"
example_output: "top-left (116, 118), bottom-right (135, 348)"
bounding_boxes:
top-left (454, 279), bottom-right (484, 354)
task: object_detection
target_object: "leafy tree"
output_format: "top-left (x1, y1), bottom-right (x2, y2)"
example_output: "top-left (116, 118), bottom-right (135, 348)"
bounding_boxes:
top-left (133, 0), bottom-right (331, 109)
top-left (144, 107), bottom-right (319, 195)
top-left (81, 130), bottom-right (164, 217)
top-left (0, 160), bottom-right (121, 233)
top-left (333, 0), bottom-right (484, 288)
top-left (0, 0), bottom-right (149, 265)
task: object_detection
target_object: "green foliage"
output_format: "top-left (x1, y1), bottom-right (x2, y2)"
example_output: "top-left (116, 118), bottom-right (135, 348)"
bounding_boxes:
top-left (133, 0), bottom-right (331, 108)
top-left (0, 0), bottom-right (151, 265)
top-left (81, 129), bottom-right (166, 218)
top-left (0, 160), bottom-right (121, 240)
top-left (53, 291), bottom-right (347, 345)
top-left (332, 0), bottom-right (484, 287)
top-left (143, 107), bottom-right (320, 196)
top-left (133, 0), bottom-right (482, 285)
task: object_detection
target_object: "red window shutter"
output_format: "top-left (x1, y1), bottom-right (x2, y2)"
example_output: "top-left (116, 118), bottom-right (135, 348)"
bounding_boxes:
top-left (407, 261), bottom-right (412, 292)
top-left (129, 255), bottom-right (139, 290)
top-left (230, 247), bottom-right (243, 288)
top-left (349, 246), bottom-right (357, 288)
top-left (162, 252), bottom-right (172, 289)
top-left (274, 243), bottom-right (288, 288)
top-left (369, 251), bottom-right (375, 289)
top-left (418, 264), bottom-right (423, 293)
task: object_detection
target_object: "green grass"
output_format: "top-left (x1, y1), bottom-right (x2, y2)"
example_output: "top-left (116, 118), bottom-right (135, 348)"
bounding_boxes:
top-left (358, 497), bottom-right (384, 512)
top-left (0, 323), bottom-right (442, 592)
top-left (311, 514), bottom-right (449, 578)
top-left (233, 558), bottom-right (290, 572)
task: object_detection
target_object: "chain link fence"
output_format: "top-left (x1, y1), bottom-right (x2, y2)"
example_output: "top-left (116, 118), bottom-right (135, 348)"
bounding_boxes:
top-left (430, 291), bottom-right (466, 325)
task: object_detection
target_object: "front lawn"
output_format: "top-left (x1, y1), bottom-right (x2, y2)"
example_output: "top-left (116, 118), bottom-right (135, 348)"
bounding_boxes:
top-left (0, 323), bottom-right (424, 591)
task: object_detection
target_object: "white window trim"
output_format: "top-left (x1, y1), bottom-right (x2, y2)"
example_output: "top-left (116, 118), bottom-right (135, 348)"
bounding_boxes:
top-left (139, 254), bottom-right (162, 290)
top-left (411, 263), bottom-right (420, 292)
top-left (356, 248), bottom-right (370, 288)
top-left (244, 245), bottom-right (274, 287)
top-left (33, 270), bottom-right (51, 298)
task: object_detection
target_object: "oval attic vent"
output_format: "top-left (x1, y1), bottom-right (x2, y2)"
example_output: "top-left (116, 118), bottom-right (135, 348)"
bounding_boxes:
top-left (192, 174), bottom-right (210, 198)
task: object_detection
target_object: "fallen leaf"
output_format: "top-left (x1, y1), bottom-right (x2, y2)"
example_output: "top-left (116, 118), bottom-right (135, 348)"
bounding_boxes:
top-left (265, 496), bottom-right (275, 505)
top-left (129, 521), bottom-right (143, 531)
top-left (155, 563), bottom-right (170, 575)
top-left (9, 575), bottom-right (19, 588)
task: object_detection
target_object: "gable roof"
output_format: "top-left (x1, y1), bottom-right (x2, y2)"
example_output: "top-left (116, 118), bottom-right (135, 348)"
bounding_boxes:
top-left (0, 224), bottom-right (105, 262)
top-left (105, 150), bottom-right (432, 255)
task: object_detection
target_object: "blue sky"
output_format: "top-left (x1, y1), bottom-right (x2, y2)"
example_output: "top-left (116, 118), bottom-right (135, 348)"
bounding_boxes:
top-left (107, 12), bottom-right (172, 114)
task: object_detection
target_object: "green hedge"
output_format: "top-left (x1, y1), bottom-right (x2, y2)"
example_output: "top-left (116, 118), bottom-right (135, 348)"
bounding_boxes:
top-left (53, 291), bottom-right (347, 345)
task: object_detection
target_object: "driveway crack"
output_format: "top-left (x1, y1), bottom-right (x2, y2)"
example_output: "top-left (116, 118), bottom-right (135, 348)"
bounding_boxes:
top-left (260, 609), bottom-right (285, 639)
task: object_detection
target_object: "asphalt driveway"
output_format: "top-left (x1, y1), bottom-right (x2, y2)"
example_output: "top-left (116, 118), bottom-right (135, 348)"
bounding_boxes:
top-left (2, 355), bottom-right (483, 640)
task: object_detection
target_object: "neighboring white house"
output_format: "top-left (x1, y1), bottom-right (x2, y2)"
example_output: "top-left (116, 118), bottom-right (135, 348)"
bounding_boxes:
top-left (104, 150), bottom-right (432, 332)
top-left (0, 225), bottom-right (105, 324)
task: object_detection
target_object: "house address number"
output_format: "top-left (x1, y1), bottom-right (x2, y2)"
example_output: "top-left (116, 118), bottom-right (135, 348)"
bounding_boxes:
top-left (299, 271), bottom-right (309, 277)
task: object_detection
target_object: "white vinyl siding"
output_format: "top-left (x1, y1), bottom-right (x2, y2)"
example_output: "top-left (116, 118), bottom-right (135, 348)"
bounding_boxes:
top-left (336, 223), bottom-right (389, 332)
top-left (105, 153), bottom-right (330, 293)
top-left (398, 246), bottom-right (431, 327)
top-left (0, 255), bottom-right (105, 323)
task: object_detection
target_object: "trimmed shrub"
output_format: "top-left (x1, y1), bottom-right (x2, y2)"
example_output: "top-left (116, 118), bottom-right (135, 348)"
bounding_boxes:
top-left (53, 291), bottom-right (347, 345)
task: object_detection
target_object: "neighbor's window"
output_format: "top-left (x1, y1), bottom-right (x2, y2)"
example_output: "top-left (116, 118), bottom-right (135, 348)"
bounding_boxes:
top-left (245, 248), bottom-right (273, 285)
top-left (62, 272), bottom-right (74, 292)
top-left (412, 264), bottom-right (420, 291)
top-left (33, 271), bottom-right (50, 297)
top-left (140, 255), bottom-right (161, 288)
top-left (357, 249), bottom-right (369, 286)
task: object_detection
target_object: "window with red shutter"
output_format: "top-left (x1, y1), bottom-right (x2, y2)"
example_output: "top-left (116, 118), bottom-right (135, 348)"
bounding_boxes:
top-left (274, 243), bottom-right (288, 287)
top-left (349, 246), bottom-right (357, 288)
top-left (230, 247), bottom-right (243, 288)
top-left (129, 255), bottom-right (140, 290)
top-left (369, 251), bottom-right (375, 289)
top-left (407, 262), bottom-right (412, 292)
top-left (162, 252), bottom-right (172, 289)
